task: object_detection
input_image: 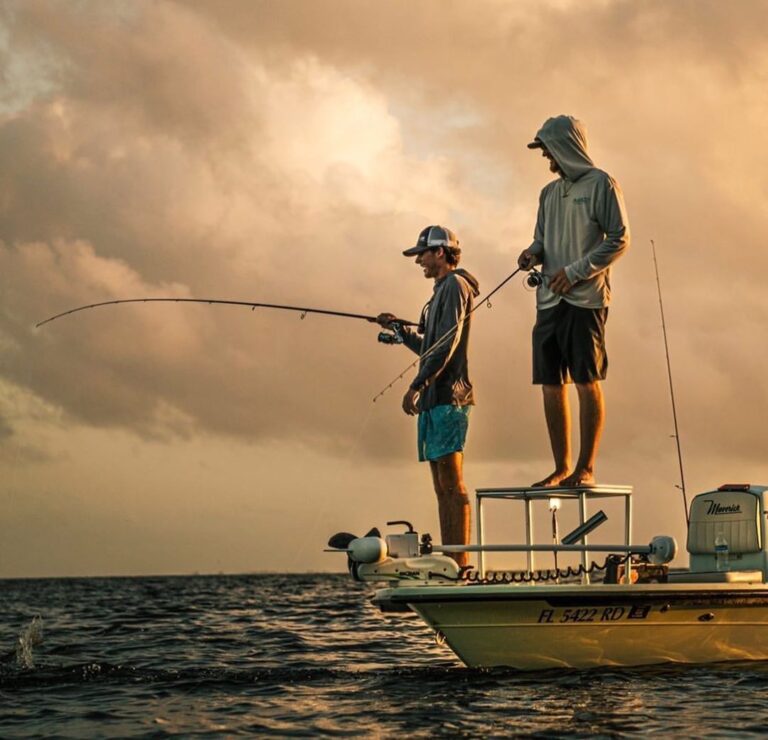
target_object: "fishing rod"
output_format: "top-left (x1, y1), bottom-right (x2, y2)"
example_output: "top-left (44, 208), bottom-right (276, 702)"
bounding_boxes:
top-left (651, 239), bottom-right (689, 526)
top-left (372, 266), bottom-right (541, 402)
top-left (35, 298), bottom-right (417, 331)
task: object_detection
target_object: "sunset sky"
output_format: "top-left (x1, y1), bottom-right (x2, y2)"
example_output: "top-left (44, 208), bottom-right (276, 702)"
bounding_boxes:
top-left (2, 0), bottom-right (768, 577)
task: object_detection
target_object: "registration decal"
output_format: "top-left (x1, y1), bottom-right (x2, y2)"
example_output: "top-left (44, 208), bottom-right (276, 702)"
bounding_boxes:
top-left (627, 605), bottom-right (651, 620)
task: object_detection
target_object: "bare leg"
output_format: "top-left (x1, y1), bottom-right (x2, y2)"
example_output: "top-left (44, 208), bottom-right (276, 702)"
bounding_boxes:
top-left (430, 453), bottom-right (470, 567)
top-left (428, 461), bottom-right (446, 536)
top-left (532, 384), bottom-right (571, 487)
top-left (560, 381), bottom-right (603, 487)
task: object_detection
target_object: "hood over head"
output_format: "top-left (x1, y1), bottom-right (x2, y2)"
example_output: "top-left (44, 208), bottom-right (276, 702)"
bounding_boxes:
top-left (528, 115), bottom-right (594, 181)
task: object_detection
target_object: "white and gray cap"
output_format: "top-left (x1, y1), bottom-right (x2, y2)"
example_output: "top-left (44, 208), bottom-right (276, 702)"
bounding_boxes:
top-left (402, 225), bottom-right (460, 256)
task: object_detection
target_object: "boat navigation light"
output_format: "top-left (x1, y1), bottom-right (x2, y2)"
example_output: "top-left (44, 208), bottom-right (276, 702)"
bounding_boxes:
top-left (548, 498), bottom-right (562, 512)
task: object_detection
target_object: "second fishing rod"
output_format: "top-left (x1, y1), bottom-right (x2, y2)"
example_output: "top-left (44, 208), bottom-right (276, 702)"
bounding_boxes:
top-left (373, 265), bottom-right (543, 402)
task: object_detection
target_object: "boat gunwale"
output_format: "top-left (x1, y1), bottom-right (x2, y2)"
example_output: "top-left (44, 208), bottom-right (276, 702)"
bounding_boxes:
top-left (374, 582), bottom-right (768, 607)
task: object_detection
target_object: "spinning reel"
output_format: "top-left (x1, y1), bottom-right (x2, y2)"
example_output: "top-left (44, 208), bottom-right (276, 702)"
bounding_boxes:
top-left (526, 268), bottom-right (544, 288)
top-left (378, 321), bottom-right (406, 345)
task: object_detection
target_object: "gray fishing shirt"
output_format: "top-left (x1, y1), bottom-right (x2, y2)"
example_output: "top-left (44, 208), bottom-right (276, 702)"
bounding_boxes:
top-left (528, 115), bottom-right (630, 310)
top-left (401, 268), bottom-right (480, 411)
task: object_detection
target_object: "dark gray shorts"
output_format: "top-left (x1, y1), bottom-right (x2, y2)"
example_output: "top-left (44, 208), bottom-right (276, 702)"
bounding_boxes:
top-left (532, 301), bottom-right (608, 385)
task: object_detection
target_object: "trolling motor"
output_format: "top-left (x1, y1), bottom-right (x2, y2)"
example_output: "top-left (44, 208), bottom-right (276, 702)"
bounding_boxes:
top-left (377, 320), bottom-right (406, 345)
top-left (326, 521), bottom-right (460, 583)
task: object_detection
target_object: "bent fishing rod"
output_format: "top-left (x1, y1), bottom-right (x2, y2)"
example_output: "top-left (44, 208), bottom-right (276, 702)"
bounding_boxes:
top-left (372, 266), bottom-right (542, 402)
top-left (36, 298), bottom-right (417, 330)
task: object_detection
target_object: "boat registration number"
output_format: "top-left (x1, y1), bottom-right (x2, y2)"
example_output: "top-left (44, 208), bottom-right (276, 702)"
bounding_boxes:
top-left (537, 605), bottom-right (651, 624)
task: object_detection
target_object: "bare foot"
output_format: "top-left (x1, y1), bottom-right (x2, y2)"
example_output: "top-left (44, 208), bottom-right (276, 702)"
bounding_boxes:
top-left (531, 470), bottom-right (570, 488)
top-left (559, 469), bottom-right (596, 488)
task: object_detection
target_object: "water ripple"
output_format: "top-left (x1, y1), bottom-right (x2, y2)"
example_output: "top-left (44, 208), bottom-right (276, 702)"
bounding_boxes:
top-left (1, 574), bottom-right (767, 738)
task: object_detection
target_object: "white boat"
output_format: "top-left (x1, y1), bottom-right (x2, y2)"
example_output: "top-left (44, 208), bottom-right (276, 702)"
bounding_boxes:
top-left (329, 484), bottom-right (768, 670)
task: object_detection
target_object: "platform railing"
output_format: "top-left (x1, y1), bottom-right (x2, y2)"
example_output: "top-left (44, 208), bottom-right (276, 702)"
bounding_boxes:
top-left (473, 484), bottom-right (634, 584)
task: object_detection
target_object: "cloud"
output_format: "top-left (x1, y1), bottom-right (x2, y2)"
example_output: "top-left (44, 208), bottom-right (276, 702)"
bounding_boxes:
top-left (1, 0), bottom-right (768, 468)
top-left (0, 1), bottom-right (490, 456)
top-left (4, 0), bottom-right (768, 576)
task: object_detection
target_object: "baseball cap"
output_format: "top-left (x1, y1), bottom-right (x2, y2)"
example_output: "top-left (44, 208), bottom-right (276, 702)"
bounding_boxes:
top-left (402, 225), bottom-right (460, 256)
top-left (527, 137), bottom-right (544, 149)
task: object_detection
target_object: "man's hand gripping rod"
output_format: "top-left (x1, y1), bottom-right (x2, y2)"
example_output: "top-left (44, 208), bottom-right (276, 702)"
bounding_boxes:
top-left (372, 267), bottom-right (537, 402)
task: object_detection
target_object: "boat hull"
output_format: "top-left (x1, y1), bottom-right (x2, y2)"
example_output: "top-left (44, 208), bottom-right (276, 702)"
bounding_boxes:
top-left (375, 583), bottom-right (768, 670)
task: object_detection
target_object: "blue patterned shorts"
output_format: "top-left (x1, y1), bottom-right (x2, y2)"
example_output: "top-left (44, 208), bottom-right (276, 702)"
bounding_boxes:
top-left (417, 405), bottom-right (471, 462)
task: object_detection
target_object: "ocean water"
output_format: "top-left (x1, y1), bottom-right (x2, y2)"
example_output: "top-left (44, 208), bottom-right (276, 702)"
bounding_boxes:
top-left (2, 574), bottom-right (767, 738)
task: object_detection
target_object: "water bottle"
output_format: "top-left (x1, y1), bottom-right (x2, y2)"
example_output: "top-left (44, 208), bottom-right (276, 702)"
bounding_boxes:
top-left (714, 533), bottom-right (729, 572)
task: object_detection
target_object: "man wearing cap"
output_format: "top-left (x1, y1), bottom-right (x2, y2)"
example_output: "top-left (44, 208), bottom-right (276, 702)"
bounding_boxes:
top-left (518, 115), bottom-right (629, 488)
top-left (377, 226), bottom-right (480, 567)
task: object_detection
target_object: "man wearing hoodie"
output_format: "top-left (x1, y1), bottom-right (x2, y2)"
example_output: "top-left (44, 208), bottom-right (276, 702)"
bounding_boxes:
top-left (378, 225), bottom-right (480, 567)
top-left (518, 116), bottom-right (629, 488)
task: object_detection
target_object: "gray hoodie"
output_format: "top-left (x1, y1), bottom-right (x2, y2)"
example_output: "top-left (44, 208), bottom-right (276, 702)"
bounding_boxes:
top-left (401, 268), bottom-right (480, 411)
top-left (528, 115), bottom-right (630, 310)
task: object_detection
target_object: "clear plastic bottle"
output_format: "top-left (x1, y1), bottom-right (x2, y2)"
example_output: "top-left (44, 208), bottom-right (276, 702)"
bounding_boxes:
top-left (714, 533), bottom-right (730, 572)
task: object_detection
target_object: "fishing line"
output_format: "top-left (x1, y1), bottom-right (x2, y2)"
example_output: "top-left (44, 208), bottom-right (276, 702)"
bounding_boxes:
top-left (372, 267), bottom-right (539, 402)
top-left (289, 400), bottom-right (380, 569)
top-left (651, 239), bottom-right (689, 525)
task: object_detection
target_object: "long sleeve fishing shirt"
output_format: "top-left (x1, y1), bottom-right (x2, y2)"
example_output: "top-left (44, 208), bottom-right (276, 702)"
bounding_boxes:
top-left (528, 115), bottom-right (630, 310)
top-left (401, 268), bottom-right (480, 411)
